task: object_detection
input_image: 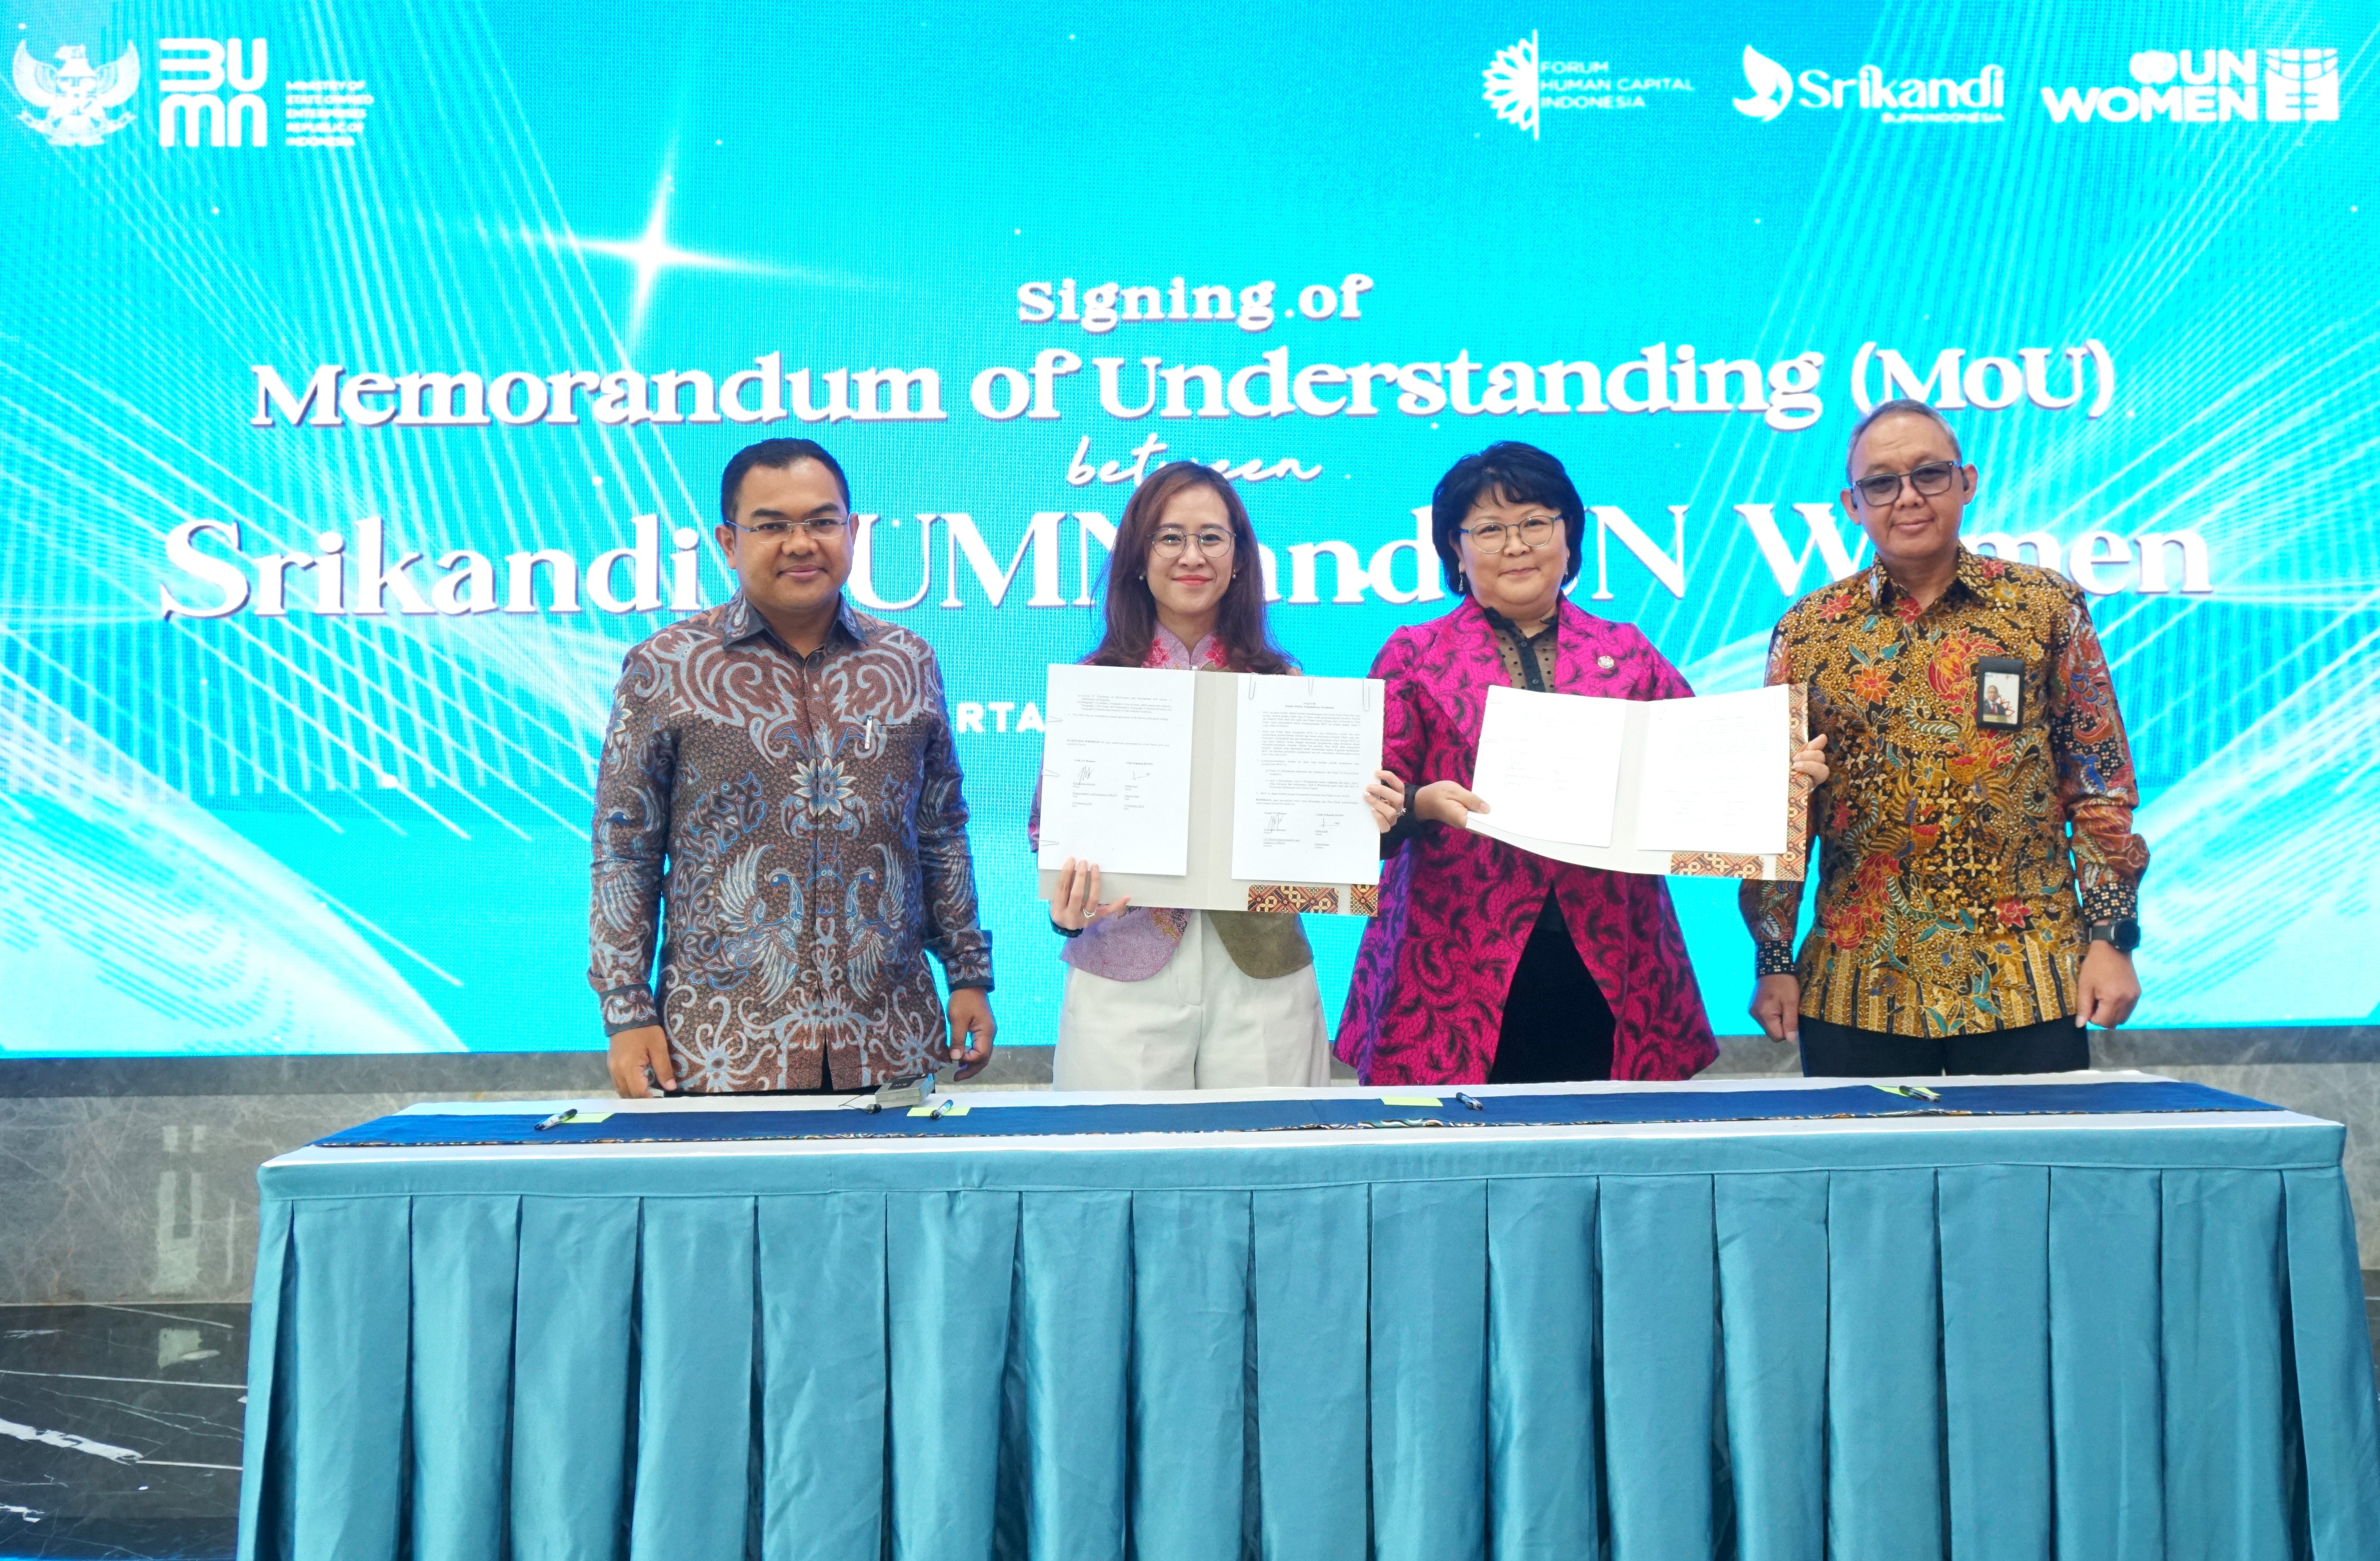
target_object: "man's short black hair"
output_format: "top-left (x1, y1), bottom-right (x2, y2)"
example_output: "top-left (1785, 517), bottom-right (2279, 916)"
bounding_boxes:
top-left (719, 438), bottom-right (850, 526)
top-left (1844, 399), bottom-right (1963, 481)
top-left (1430, 441), bottom-right (1588, 592)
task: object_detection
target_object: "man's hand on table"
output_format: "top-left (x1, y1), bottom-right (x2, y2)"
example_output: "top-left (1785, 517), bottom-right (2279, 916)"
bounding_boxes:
top-left (608, 1024), bottom-right (676, 1097)
top-left (941, 989), bottom-right (996, 1082)
top-left (1750, 974), bottom-right (1802, 1047)
top-left (2075, 942), bottom-right (2140, 1030)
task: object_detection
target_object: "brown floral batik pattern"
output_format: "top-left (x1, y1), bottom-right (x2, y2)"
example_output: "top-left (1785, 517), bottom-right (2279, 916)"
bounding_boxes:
top-left (588, 594), bottom-right (991, 1091)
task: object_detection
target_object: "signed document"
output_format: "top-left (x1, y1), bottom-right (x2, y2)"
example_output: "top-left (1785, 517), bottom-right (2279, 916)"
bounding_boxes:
top-left (1465, 682), bottom-right (1802, 879)
top-left (1632, 686), bottom-right (1791, 855)
top-left (1034, 664), bottom-right (1197, 876)
top-left (1230, 674), bottom-right (1386, 883)
top-left (1035, 667), bottom-right (1386, 914)
top-left (1468, 685), bottom-right (1628, 848)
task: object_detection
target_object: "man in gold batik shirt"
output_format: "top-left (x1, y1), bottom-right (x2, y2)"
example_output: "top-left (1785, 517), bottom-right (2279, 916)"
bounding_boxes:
top-left (1742, 400), bottom-right (2149, 1076)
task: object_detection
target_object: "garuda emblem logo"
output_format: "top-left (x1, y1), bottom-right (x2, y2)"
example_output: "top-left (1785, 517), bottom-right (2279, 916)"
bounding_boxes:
top-left (12, 42), bottom-right (141, 147)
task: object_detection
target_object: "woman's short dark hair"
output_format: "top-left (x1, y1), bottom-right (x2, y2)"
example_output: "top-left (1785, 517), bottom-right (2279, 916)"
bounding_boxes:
top-left (719, 438), bottom-right (850, 526)
top-left (1429, 442), bottom-right (1588, 593)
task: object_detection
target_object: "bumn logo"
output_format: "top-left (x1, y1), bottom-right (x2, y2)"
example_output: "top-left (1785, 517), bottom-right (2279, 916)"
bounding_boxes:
top-left (2040, 48), bottom-right (2338, 123)
top-left (10, 42), bottom-right (139, 146)
top-left (158, 38), bottom-right (268, 147)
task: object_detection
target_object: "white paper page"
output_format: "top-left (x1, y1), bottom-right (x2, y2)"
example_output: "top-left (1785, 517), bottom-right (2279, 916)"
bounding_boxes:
top-left (1035, 664), bottom-right (1197, 875)
top-left (1465, 685), bottom-right (1629, 848)
top-left (1632, 684), bottom-right (1791, 855)
top-left (1229, 675), bottom-right (1386, 885)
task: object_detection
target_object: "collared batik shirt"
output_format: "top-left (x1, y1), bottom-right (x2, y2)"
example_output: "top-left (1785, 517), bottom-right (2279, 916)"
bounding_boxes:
top-left (1739, 550), bottom-right (2148, 1036)
top-left (588, 593), bottom-right (992, 1091)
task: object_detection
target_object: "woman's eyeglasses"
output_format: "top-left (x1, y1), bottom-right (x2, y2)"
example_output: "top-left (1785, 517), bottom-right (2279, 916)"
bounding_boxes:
top-left (1459, 516), bottom-right (1559, 552)
top-left (1151, 528), bottom-right (1235, 558)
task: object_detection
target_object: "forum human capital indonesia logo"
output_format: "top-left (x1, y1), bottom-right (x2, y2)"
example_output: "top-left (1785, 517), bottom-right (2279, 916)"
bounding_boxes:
top-left (1482, 31), bottom-right (1695, 138)
top-left (1729, 44), bottom-right (2005, 124)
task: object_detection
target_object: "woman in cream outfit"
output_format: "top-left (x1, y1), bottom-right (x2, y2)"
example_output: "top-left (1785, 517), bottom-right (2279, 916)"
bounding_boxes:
top-left (1034, 463), bottom-right (1404, 1089)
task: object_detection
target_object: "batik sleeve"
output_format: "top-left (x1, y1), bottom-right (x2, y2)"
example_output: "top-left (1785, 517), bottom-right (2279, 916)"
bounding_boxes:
top-left (1739, 620), bottom-right (1805, 975)
top-left (2046, 587), bottom-right (2150, 923)
top-left (915, 649), bottom-right (995, 991)
top-left (1371, 629), bottom-right (1434, 855)
top-left (588, 645), bottom-right (676, 1034)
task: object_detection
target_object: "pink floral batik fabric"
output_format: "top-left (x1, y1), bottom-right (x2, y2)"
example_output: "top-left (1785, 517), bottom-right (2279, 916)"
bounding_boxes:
top-left (1334, 597), bottom-right (1717, 1086)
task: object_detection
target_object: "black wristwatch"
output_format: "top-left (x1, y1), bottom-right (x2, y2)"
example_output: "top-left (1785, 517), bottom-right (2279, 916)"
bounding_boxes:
top-left (2088, 917), bottom-right (2141, 954)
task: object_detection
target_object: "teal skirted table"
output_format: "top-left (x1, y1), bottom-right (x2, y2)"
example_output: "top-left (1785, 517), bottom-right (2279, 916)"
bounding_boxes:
top-left (236, 1074), bottom-right (2380, 1561)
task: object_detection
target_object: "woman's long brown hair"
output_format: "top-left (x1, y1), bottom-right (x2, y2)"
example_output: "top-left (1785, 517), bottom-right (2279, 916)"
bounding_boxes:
top-left (1085, 462), bottom-right (1292, 674)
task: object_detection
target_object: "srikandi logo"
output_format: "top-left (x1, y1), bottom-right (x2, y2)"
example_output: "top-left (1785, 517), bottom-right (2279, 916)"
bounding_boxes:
top-left (1731, 45), bottom-right (2005, 125)
top-left (2040, 49), bottom-right (2338, 124)
top-left (1483, 31), bottom-right (1693, 139)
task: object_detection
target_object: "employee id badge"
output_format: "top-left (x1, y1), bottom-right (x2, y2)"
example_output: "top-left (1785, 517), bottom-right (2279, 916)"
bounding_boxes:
top-left (1974, 656), bottom-right (2025, 729)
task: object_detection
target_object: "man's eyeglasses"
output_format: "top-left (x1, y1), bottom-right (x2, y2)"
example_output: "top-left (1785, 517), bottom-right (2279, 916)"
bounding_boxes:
top-left (731, 514), bottom-right (851, 542)
top-left (1151, 528), bottom-right (1234, 558)
top-left (1851, 462), bottom-right (1962, 508)
top-left (1459, 516), bottom-right (1559, 552)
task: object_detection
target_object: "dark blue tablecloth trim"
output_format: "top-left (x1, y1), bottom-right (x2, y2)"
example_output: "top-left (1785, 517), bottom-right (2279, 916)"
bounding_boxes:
top-left (312, 1080), bottom-right (2278, 1149)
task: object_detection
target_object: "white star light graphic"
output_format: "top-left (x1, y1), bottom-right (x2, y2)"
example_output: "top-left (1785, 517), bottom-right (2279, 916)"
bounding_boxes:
top-left (571, 170), bottom-right (767, 344)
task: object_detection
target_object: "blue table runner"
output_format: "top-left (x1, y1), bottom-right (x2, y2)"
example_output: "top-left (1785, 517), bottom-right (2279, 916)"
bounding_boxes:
top-left (314, 1077), bottom-right (2273, 1148)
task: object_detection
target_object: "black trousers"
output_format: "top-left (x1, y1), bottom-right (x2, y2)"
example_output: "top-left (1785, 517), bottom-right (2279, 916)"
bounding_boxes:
top-left (1797, 1013), bottom-right (2091, 1077)
top-left (1489, 894), bottom-right (1616, 1084)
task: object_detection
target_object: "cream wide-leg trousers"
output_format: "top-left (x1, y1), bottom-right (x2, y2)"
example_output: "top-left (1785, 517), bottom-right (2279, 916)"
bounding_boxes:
top-left (1053, 911), bottom-right (1330, 1090)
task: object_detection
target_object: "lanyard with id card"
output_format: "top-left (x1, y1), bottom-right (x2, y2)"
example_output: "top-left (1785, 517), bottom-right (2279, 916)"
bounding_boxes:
top-left (1974, 656), bottom-right (2025, 729)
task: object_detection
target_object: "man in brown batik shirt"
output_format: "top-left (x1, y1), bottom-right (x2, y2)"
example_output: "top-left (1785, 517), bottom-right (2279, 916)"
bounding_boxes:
top-left (589, 438), bottom-right (994, 1095)
top-left (1743, 401), bottom-right (2148, 1076)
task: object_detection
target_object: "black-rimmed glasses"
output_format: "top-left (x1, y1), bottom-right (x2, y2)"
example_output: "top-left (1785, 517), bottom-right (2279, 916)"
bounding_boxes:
top-left (1851, 462), bottom-right (1962, 508)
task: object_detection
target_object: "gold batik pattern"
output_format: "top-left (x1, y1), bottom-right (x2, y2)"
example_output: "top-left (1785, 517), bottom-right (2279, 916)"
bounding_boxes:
top-left (1739, 551), bottom-right (2148, 1036)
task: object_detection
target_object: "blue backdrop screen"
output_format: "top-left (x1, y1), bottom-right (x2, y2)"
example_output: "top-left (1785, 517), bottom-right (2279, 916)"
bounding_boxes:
top-left (4, 1), bottom-right (2374, 1054)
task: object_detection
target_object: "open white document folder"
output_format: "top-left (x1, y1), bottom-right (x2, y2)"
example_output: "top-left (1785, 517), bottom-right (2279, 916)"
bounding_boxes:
top-left (1036, 666), bottom-right (1386, 917)
top-left (1465, 683), bottom-right (1812, 882)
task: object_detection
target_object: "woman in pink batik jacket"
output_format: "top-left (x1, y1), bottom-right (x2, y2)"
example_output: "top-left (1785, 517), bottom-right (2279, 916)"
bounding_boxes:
top-left (1337, 442), bottom-right (1831, 1087)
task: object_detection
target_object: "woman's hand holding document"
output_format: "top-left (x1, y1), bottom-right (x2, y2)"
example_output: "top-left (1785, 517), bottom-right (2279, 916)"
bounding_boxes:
top-left (1462, 684), bottom-right (1829, 879)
